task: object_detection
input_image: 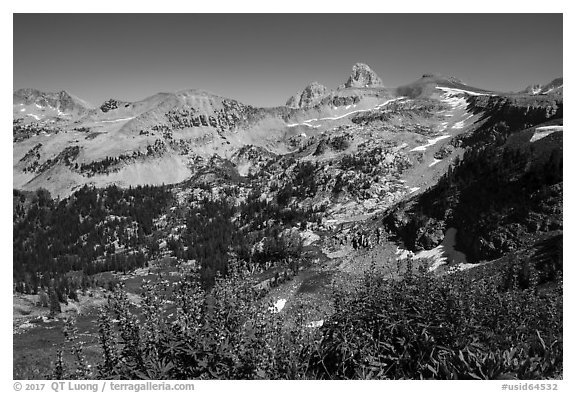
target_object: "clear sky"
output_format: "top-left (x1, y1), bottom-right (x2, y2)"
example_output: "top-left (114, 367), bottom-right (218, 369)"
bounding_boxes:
top-left (13, 13), bottom-right (563, 108)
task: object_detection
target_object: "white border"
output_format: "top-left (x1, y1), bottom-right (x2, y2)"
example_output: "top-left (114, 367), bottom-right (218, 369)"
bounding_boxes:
top-left (3, 3), bottom-right (573, 391)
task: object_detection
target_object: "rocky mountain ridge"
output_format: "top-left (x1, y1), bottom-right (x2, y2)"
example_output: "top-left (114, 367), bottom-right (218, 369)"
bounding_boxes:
top-left (286, 82), bottom-right (328, 109)
top-left (13, 64), bottom-right (562, 204)
top-left (382, 90), bottom-right (562, 262)
top-left (341, 62), bottom-right (384, 88)
top-left (13, 63), bottom-right (564, 381)
top-left (13, 88), bottom-right (93, 120)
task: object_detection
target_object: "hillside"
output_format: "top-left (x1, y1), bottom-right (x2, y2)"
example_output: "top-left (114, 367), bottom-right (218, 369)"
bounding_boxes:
top-left (14, 65), bottom-right (488, 198)
top-left (13, 66), bottom-right (563, 380)
top-left (382, 90), bottom-right (563, 263)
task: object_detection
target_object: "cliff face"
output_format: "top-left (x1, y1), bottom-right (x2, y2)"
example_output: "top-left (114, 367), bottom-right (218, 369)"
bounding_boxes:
top-left (383, 143), bottom-right (562, 261)
top-left (286, 63), bottom-right (385, 109)
top-left (341, 63), bottom-right (384, 88)
top-left (286, 82), bottom-right (328, 109)
top-left (458, 94), bottom-right (562, 148)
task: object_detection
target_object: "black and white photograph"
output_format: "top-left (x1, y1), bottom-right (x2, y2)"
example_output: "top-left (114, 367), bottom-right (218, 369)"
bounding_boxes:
top-left (8, 7), bottom-right (567, 387)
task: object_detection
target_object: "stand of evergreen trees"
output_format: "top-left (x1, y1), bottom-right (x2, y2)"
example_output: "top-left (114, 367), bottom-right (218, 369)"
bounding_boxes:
top-left (384, 131), bottom-right (562, 262)
top-left (179, 187), bottom-right (316, 288)
top-left (13, 184), bottom-right (172, 295)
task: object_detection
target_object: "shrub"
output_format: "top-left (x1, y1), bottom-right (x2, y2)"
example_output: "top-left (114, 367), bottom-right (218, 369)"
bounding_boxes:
top-left (55, 262), bottom-right (320, 379)
top-left (308, 262), bottom-right (562, 379)
top-left (54, 259), bottom-right (562, 380)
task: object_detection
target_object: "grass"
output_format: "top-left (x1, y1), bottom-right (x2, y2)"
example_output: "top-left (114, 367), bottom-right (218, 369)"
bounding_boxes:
top-left (13, 261), bottom-right (181, 379)
top-left (13, 317), bottom-right (101, 379)
top-left (297, 270), bottom-right (333, 294)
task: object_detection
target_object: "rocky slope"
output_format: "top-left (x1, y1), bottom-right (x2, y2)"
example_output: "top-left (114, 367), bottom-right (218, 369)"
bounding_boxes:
top-left (340, 62), bottom-right (384, 88)
top-left (286, 82), bottom-right (328, 109)
top-left (13, 88), bottom-right (93, 121)
top-left (382, 91), bottom-right (563, 263)
top-left (12, 64), bottom-right (395, 197)
top-left (520, 77), bottom-right (563, 96)
top-left (13, 65), bottom-right (564, 380)
top-left (13, 63), bottom-right (560, 220)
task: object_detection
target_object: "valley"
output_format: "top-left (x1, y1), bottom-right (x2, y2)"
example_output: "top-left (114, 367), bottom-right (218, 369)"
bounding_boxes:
top-left (13, 64), bottom-right (563, 380)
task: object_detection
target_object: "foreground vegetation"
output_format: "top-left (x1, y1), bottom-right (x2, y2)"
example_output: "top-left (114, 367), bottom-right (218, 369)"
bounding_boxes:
top-left (16, 84), bottom-right (564, 380)
top-left (52, 254), bottom-right (562, 380)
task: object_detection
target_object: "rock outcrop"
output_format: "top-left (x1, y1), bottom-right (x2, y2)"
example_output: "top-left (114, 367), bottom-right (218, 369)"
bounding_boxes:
top-left (341, 63), bottom-right (384, 89)
top-left (286, 82), bottom-right (328, 109)
top-left (13, 88), bottom-right (92, 114)
top-left (100, 99), bottom-right (120, 112)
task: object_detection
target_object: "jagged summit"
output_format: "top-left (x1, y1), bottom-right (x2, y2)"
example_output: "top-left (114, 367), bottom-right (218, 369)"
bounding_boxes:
top-left (15, 88), bottom-right (82, 105)
top-left (341, 63), bottom-right (384, 89)
top-left (285, 63), bottom-right (384, 108)
top-left (14, 87), bottom-right (44, 100)
top-left (13, 88), bottom-right (93, 116)
top-left (286, 81), bottom-right (328, 109)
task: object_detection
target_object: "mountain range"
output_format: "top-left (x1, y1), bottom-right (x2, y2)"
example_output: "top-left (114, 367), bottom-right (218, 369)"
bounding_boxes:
top-left (13, 63), bottom-right (562, 200)
top-left (13, 62), bottom-right (564, 380)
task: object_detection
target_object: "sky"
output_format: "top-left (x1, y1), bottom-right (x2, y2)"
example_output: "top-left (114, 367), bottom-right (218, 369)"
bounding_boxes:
top-left (13, 13), bottom-right (563, 108)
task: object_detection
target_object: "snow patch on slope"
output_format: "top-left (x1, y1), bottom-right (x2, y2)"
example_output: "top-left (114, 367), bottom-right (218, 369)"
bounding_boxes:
top-left (542, 85), bottom-right (562, 94)
top-left (300, 230), bottom-right (320, 246)
top-left (306, 320), bottom-right (324, 328)
top-left (452, 114), bottom-right (475, 129)
top-left (396, 228), bottom-right (468, 272)
top-left (286, 97), bottom-right (404, 127)
top-left (410, 135), bottom-right (451, 152)
top-left (97, 117), bottom-right (136, 123)
top-left (436, 86), bottom-right (492, 97)
top-left (269, 298), bottom-right (287, 313)
top-left (530, 125), bottom-right (563, 143)
top-left (452, 120), bottom-right (466, 129)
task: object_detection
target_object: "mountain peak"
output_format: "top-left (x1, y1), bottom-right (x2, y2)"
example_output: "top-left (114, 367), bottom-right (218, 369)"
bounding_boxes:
top-left (14, 88), bottom-right (43, 100)
top-left (14, 88), bottom-right (92, 113)
top-left (286, 81), bottom-right (328, 109)
top-left (341, 63), bottom-right (384, 88)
